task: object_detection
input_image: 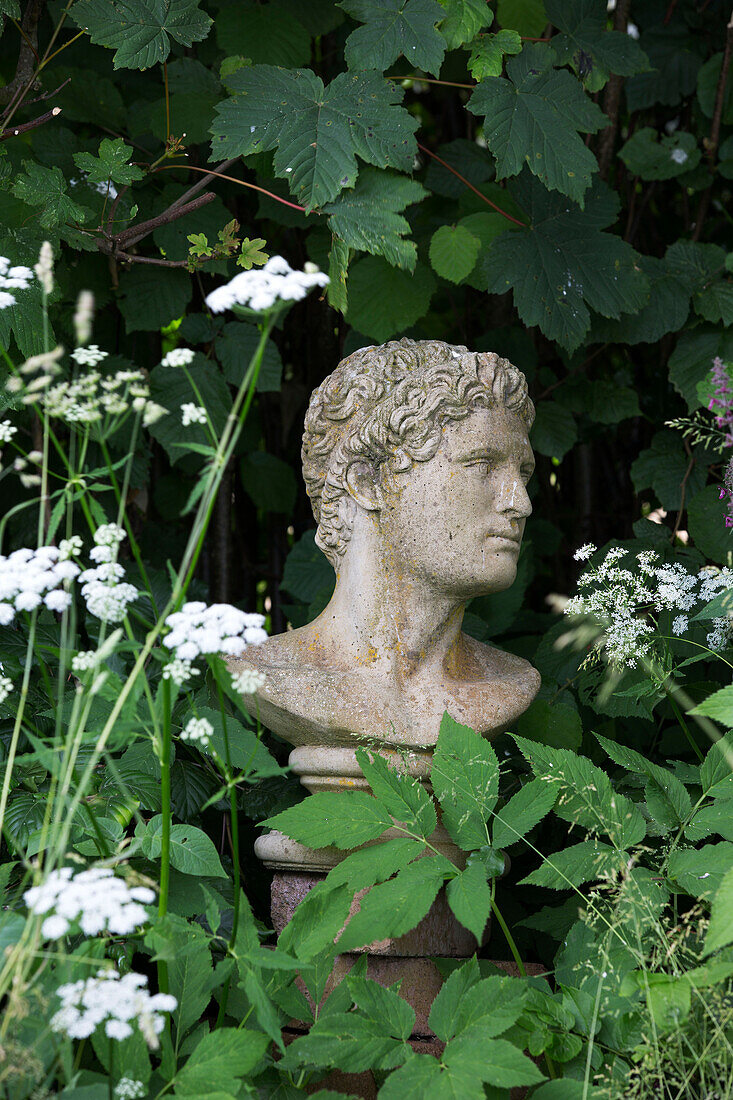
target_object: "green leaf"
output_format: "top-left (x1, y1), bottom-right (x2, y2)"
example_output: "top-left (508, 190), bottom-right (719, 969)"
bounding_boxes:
top-left (215, 320), bottom-right (283, 393)
top-left (468, 30), bottom-right (523, 80)
top-left (71, 0), bottom-right (212, 70)
top-left (281, 1011), bottom-right (410, 1074)
top-left (355, 748), bottom-right (437, 838)
top-left (445, 857), bottom-right (491, 941)
top-left (148, 359), bottom-right (229, 462)
top-left (214, 3), bottom-right (311, 67)
top-left (619, 128), bottom-right (700, 181)
top-left (626, 24), bottom-right (703, 112)
top-left (174, 1028), bottom-right (269, 1094)
top-left (324, 837), bottom-right (426, 892)
top-left (530, 403), bottom-right (578, 459)
top-left (340, 0), bottom-right (447, 75)
top-left (278, 883), bottom-right (353, 960)
top-left (135, 815), bottom-right (227, 877)
top-left (497, 0), bottom-right (545, 36)
top-left (700, 733), bottom-right (733, 800)
top-left (468, 44), bottom-right (606, 205)
top-left (237, 236), bottom-right (269, 270)
top-left (169, 933), bottom-right (215, 1037)
top-left (685, 802), bottom-right (733, 843)
top-left (688, 485), bottom-right (733, 566)
top-left (668, 842), bottom-right (733, 900)
top-left (492, 777), bottom-right (557, 848)
top-left (327, 235), bottom-right (350, 312)
top-left (240, 452), bottom-right (297, 513)
top-left (347, 975), bottom-right (415, 1040)
top-left (697, 51), bottom-right (733, 124)
top-left (323, 168), bottom-right (426, 271)
top-left (517, 695), bottom-right (582, 750)
top-left (0, 0), bottom-right (20, 16)
top-left (429, 224), bottom-right (481, 282)
top-left (513, 737), bottom-right (647, 849)
top-left (443, 1034), bottom-right (545, 1089)
top-left (520, 839), bottom-right (623, 888)
top-left (590, 255), bottom-right (690, 345)
top-left (72, 138), bottom-right (144, 185)
top-left (484, 175), bottom-right (649, 353)
top-left (595, 733), bottom-right (692, 826)
top-left (428, 957), bottom-right (481, 1041)
top-left (345, 257), bottom-right (436, 342)
top-left (262, 791), bottom-right (393, 849)
top-left (630, 430), bottom-right (706, 510)
top-left (438, 0), bottom-right (491, 49)
top-left (695, 281), bottom-right (733, 326)
top-left (281, 529), bottom-right (335, 604)
top-left (704, 865), bottom-right (733, 955)
top-left (690, 685), bottom-right (733, 727)
top-left (12, 162), bottom-right (89, 228)
top-left (211, 67), bottom-right (418, 210)
top-left (379, 1056), bottom-right (444, 1099)
top-left (337, 856), bottom-right (451, 951)
top-left (668, 327), bottom-right (733, 411)
top-left (432, 713), bottom-right (499, 850)
top-left (119, 266), bottom-right (192, 333)
top-left (547, 0), bottom-right (650, 79)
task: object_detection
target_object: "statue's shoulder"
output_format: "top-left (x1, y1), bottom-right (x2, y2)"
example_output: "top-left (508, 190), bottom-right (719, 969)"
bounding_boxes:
top-left (238, 624), bottom-right (339, 675)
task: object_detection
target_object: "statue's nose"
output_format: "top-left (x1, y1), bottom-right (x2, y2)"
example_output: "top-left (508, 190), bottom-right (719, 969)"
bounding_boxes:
top-left (497, 474), bottom-right (532, 519)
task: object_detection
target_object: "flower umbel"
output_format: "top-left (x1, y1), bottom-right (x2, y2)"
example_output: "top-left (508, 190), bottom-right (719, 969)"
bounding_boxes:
top-left (24, 866), bottom-right (154, 939)
top-left (205, 255), bottom-right (329, 315)
top-left (51, 968), bottom-right (176, 1047)
top-left (163, 601), bottom-right (267, 662)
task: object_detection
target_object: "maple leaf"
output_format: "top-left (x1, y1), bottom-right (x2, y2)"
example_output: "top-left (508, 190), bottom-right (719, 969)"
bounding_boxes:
top-left (340, 0), bottom-right (447, 76)
top-left (71, 0), bottom-right (212, 71)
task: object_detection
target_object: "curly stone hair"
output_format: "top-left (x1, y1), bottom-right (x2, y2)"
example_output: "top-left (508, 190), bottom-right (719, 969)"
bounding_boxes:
top-left (301, 338), bottom-right (535, 567)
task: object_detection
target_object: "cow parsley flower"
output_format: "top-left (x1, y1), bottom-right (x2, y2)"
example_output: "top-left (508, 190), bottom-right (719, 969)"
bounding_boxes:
top-left (180, 716), bottom-right (214, 747)
top-left (161, 657), bottom-right (199, 685)
top-left (0, 675), bottom-right (13, 704)
top-left (181, 402), bottom-right (207, 426)
top-left (0, 545), bottom-right (80, 624)
top-left (79, 525), bottom-right (138, 623)
top-left (161, 347), bottom-right (195, 368)
top-left (115, 1080), bottom-right (146, 1100)
top-left (51, 969), bottom-right (176, 1047)
top-left (24, 866), bottom-right (155, 939)
top-left (163, 601), bottom-right (267, 662)
top-left (205, 255), bottom-right (329, 315)
top-left (672, 614), bottom-right (689, 635)
top-left (0, 255), bottom-right (34, 308)
top-left (71, 344), bottom-right (108, 367)
top-left (231, 666), bottom-right (266, 694)
top-left (574, 543), bottom-right (596, 562)
top-left (0, 420), bottom-right (17, 443)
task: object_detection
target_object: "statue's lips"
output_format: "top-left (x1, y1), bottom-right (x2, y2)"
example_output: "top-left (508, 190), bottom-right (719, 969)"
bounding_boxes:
top-left (485, 535), bottom-right (520, 549)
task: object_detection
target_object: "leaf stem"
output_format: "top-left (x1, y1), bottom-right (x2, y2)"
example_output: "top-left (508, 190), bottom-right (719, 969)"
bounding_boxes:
top-left (416, 141), bottom-right (528, 227)
top-left (158, 675), bottom-right (172, 995)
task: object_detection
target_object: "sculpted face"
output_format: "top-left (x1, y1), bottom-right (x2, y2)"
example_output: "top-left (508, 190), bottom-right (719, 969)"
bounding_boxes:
top-left (374, 407), bottom-right (534, 600)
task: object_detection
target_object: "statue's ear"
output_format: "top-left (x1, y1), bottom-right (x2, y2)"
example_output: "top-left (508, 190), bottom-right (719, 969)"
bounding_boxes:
top-left (344, 460), bottom-right (382, 512)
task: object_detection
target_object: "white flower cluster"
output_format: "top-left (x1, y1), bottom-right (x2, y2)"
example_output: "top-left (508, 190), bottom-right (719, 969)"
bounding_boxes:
top-left (0, 546), bottom-right (79, 623)
top-left (566, 546), bottom-right (733, 666)
top-left (161, 656), bottom-right (200, 686)
top-left (43, 367), bottom-right (151, 424)
top-left (161, 347), bottom-right (195, 368)
top-left (79, 524), bottom-right (138, 623)
top-left (51, 969), bottom-right (176, 1046)
top-left (71, 650), bottom-right (102, 673)
top-left (163, 601), bottom-right (267, 666)
top-left (0, 420), bottom-right (17, 444)
top-left (0, 256), bottom-right (33, 310)
top-left (71, 344), bottom-right (108, 367)
top-left (0, 675), bottom-right (13, 704)
top-left (180, 716), bottom-right (214, 747)
top-left (115, 1080), bottom-right (146, 1100)
top-left (181, 402), bottom-right (207, 427)
top-left (24, 866), bottom-right (154, 940)
top-left (205, 255), bottom-right (329, 314)
top-left (231, 666), bottom-right (266, 694)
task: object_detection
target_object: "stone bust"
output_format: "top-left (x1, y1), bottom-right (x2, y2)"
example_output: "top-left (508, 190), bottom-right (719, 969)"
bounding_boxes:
top-left (234, 337), bottom-right (540, 757)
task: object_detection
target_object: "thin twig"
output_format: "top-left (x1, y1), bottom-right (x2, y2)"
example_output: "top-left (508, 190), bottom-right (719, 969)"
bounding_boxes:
top-left (671, 445), bottom-right (695, 542)
top-left (597, 0), bottom-right (631, 180)
top-left (389, 73), bottom-right (475, 89)
top-left (166, 157), bottom-right (239, 211)
top-left (0, 104), bottom-right (61, 141)
top-left (692, 12), bottom-right (733, 242)
top-left (22, 75), bottom-right (71, 105)
top-left (417, 141), bottom-right (528, 227)
top-left (112, 191), bottom-right (217, 247)
top-left (115, 252), bottom-right (190, 268)
top-left (152, 163), bottom-right (308, 213)
top-left (537, 344), bottom-right (609, 401)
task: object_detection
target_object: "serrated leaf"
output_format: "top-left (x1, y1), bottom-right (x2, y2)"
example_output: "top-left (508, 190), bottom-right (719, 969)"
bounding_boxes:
top-left (492, 777), bottom-right (557, 848)
top-left (445, 858), bottom-right (491, 941)
top-left (484, 174), bottom-right (649, 352)
top-left (668, 327), bottom-right (733, 411)
top-left (169, 933), bottom-right (215, 1037)
top-left (11, 162), bottom-right (89, 228)
top-left (468, 30), bottom-right (522, 81)
top-left (619, 128), bottom-right (700, 181)
top-left (595, 733), bottom-right (692, 826)
top-left (345, 256), bottom-right (435, 341)
top-left (520, 839), bottom-right (623, 888)
top-left (429, 224), bottom-right (481, 282)
top-left (71, 0), bottom-right (212, 70)
top-left (438, 0), bottom-right (491, 48)
top-left (341, 0), bottom-right (446, 75)
top-left (118, 266), bottom-right (192, 333)
top-left (263, 791), bottom-right (393, 849)
top-left (701, 733), bottom-right (733, 800)
top-left (278, 882), bottom-right (353, 959)
top-left (355, 748), bottom-right (437, 838)
top-left (530, 402), bottom-right (578, 459)
top-left (695, 281), bottom-right (733, 326)
top-left (668, 842), bottom-right (733, 900)
top-left (443, 1034), bottom-right (545, 1089)
top-left (136, 816), bottom-right (228, 877)
top-left (547, 0), bottom-right (650, 79)
top-left (513, 736), bottom-right (646, 848)
top-left (347, 975), bottom-right (415, 1039)
top-left (704, 865), bottom-right (733, 955)
top-left (428, 957), bottom-right (481, 1041)
top-left (323, 168), bottom-right (426, 271)
top-left (452, 975), bottom-right (528, 1040)
top-left (685, 802), bottom-right (733, 843)
top-left (337, 856), bottom-right (450, 951)
top-left (175, 1028), bottom-right (269, 1095)
top-left (687, 485), bottom-right (733, 565)
top-left (497, 0), bottom-right (546, 36)
top-left (468, 44), bottom-right (606, 205)
top-left (591, 254), bottom-right (690, 345)
top-left (281, 1011), bottom-right (409, 1074)
top-left (214, 3), bottom-right (311, 67)
top-left (630, 431), bottom-right (706, 510)
top-left (690, 685), bottom-right (733, 727)
top-left (73, 137), bottom-right (144, 185)
top-left (210, 67), bottom-right (418, 210)
top-left (432, 713), bottom-right (499, 850)
top-left (626, 24), bottom-right (704, 112)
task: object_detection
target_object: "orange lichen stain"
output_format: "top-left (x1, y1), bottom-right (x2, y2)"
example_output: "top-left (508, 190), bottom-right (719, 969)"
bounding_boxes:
top-left (339, 778), bottom-right (357, 787)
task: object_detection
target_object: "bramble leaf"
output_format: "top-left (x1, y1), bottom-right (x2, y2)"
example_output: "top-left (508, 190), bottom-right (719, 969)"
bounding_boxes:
top-left (467, 29), bottom-right (522, 80)
top-left (323, 168), bottom-right (426, 271)
top-left (520, 840), bottom-right (624, 888)
top-left (438, 0), bottom-right (492, 49)
top-left (71, 0), bottom-right (212, 70)
top-left (174, 1028), bottom-right (269, 1094)
top-left (445, 857), bottom-right (491, 941)
top-left (484, 175), bottom-right (649, 352)
top-left (492, 777), bottom-right (557, 848)
top-left (704, 865), bottom-right (733, 955)
top-left (355, 749), bottom-right (437, 839)
top-left (700, 732), bottom-right (733, 799)
top-left (345, 256), bottom-right (435, 341)
top-left (432, 713), bottom-right (499, 850)
top-left (73, 137), bottom-right (144, 185)
top-left (11, 163), bottom-right (89, 229)
top-left (547, 0), bottom-right (650, 79)
top-left (619, 128), bottom-right (701, 181)
top-left (595, 733), bottom-right (692, 826)
top-left (263, 791), bottom-right (393, 849)
top-left (210, 66), bottom-right (418, 210)
top-left (468, 44), bottom-right (607, 205)
top-left (429, 224), bottom-right (481, 282)
top-left (340, 0), bottom-right (447, 75)
top-left (337, 856), bottom-right (451, 950)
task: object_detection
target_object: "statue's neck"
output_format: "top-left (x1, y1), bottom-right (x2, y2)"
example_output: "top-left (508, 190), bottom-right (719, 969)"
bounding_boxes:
top-left (321, 515), bottom-right (466, 682)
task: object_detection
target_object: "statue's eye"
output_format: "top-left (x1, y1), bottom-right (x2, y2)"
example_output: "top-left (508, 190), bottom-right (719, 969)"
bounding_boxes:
top-left (469, 459), bottom-right (491, 475)
top-left (521, 466), bottom-right (535, 483)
